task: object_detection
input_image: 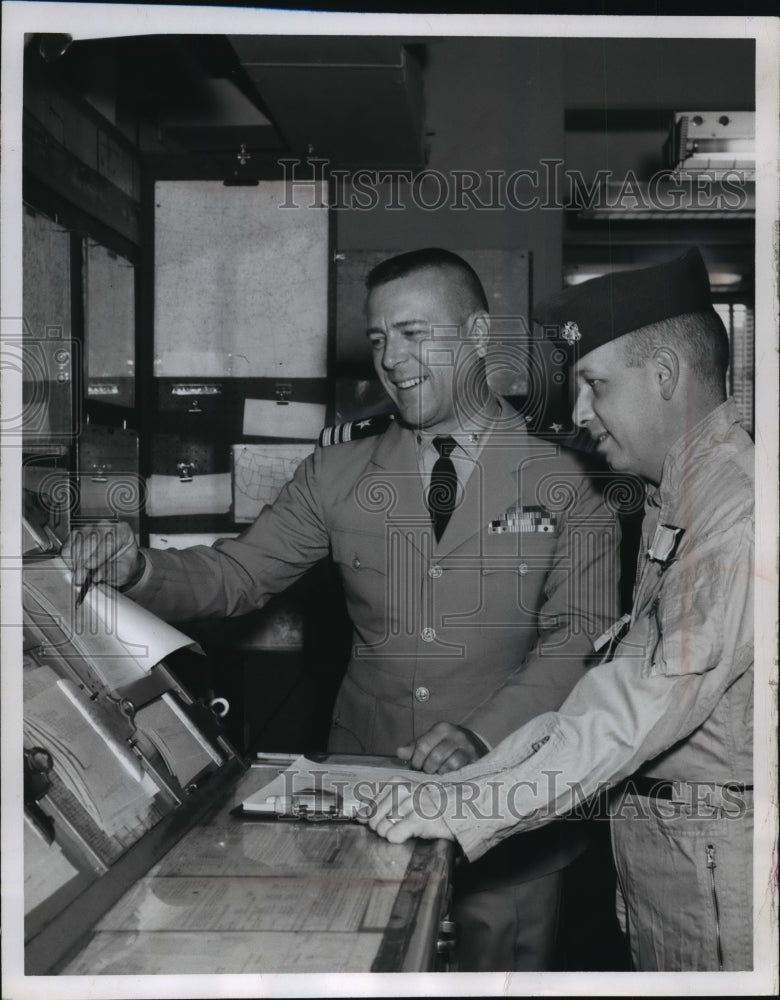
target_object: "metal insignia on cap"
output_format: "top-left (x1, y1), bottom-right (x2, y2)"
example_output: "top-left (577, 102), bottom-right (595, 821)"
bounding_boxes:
top-left (562, 321), bottom-right (581, 344)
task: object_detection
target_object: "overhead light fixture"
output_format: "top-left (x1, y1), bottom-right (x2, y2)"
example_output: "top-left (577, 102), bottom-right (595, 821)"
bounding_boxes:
top-left (564, 263), bottom-right (745, 290)
top-left (706, 271), bottom-right (745, 290)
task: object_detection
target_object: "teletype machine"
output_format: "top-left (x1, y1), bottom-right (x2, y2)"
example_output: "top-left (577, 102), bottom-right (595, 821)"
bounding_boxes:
top-left (21, 518), bottom-right (454, 976)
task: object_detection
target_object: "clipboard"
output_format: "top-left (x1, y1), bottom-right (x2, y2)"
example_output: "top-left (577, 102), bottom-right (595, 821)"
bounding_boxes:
top-left (232, 786), bottom-right (354, 822)
top-left (235, 753), bottom-right (439, 822)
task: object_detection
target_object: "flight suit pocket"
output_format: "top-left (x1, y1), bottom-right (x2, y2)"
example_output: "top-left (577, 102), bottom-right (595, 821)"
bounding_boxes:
top-left (610, 793), bottom-right (753, 970)
top-left (645, 570), bottom-right (722, 678)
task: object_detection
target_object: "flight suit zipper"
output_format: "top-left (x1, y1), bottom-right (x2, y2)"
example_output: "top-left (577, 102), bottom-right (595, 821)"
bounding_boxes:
top-left (706, 843), bottom-right (725, 971)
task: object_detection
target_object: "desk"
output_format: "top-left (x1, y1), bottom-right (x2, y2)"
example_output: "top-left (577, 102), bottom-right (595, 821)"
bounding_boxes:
top-left (57, 760), bottom-right (455, 974)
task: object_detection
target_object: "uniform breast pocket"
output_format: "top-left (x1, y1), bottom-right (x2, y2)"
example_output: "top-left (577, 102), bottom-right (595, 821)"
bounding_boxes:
top-left (476, 533), bottom-right (554, 632)
top-left (330, 528), bottom-right (389, 609)
top-left (481, 530), bottom-right (559, 578)
top-left (331, 528), bottom-right (387, 574)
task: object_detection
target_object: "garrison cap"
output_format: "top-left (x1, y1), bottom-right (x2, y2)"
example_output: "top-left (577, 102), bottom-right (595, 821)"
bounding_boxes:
top-left (533, 247), bottom-right (715, 358)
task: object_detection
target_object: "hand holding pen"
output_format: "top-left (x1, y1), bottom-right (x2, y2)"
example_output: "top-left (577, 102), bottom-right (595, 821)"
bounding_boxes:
top-left (62, 521), bottom-right (146, 599)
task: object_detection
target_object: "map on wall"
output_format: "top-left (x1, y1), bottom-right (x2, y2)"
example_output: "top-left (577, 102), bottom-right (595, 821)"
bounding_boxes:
top-left (154, 181), bottom-right (329, 378)
top-left (232, 443), bottom-right (315, 523)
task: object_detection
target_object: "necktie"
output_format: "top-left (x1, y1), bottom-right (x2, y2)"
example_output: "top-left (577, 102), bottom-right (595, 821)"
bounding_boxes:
top-left (427, 435), bottom-right (458, 542)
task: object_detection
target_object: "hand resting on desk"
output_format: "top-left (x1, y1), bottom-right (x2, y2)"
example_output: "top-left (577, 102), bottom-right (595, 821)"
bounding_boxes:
top-left (358, 777), bottom-right (455, 845)
top-left (397, 722), bottom-right (489, 774)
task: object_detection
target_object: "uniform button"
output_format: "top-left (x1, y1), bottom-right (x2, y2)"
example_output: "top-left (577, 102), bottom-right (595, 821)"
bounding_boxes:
top-left (518, 562), bottom-right (529, 575)
top-left (352, 557), bottom-right (361, 570)
top-left (415, 686), bottom-right (430, 703)
top-left (428, 565), bottom-right (443, 579)
top-left (421, 627), bottom-right (436, 643)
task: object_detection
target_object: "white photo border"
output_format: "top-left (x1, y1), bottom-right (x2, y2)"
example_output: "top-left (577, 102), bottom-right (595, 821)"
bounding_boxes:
top-left (2, 4), bottom-right (777, 997)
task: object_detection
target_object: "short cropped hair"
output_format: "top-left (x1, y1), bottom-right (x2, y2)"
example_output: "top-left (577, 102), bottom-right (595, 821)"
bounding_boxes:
top-left (621, 310), bottom-right (730, 395)
top-left (366, 248), bottom-right (489, 314)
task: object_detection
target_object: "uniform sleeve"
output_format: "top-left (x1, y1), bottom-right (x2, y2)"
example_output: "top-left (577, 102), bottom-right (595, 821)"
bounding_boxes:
top-left (463, 473), bottom-right (621, 746)
top-left (126, 450), bottom-right (331, 622)
top-left (440, 515), bottom-right (753, 861)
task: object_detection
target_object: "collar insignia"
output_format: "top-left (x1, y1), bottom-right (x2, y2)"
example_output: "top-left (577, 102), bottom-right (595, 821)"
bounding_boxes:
top-left (562, 321), bottom-right (581, 344)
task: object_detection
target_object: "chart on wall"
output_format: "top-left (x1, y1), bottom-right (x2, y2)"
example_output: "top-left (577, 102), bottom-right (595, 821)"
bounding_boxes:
top-left (22, 205), bottom-right (74, 442)
top-left (84, 240), bottom-right (136, 408)
top-left (154, 180), bottom-right (329, 379)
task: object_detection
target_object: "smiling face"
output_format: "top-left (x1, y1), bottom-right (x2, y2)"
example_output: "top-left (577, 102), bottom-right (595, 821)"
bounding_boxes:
top-left (366, 267), bottom-right (487, 434)
top-left (573, 337), bottom-right (671, 483)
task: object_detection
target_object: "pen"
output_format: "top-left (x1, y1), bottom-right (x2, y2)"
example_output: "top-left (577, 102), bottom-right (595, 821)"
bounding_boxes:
top-left (75, 568), bottom-right (94, 608)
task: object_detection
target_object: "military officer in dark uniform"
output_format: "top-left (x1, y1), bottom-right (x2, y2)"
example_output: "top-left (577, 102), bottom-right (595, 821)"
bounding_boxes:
top-left (67, 248), bottom-right (619, 970)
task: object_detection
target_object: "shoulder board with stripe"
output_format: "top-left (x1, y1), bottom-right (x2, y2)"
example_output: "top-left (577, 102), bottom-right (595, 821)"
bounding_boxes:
top-left (319, 412), bottom-right (395, 447)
